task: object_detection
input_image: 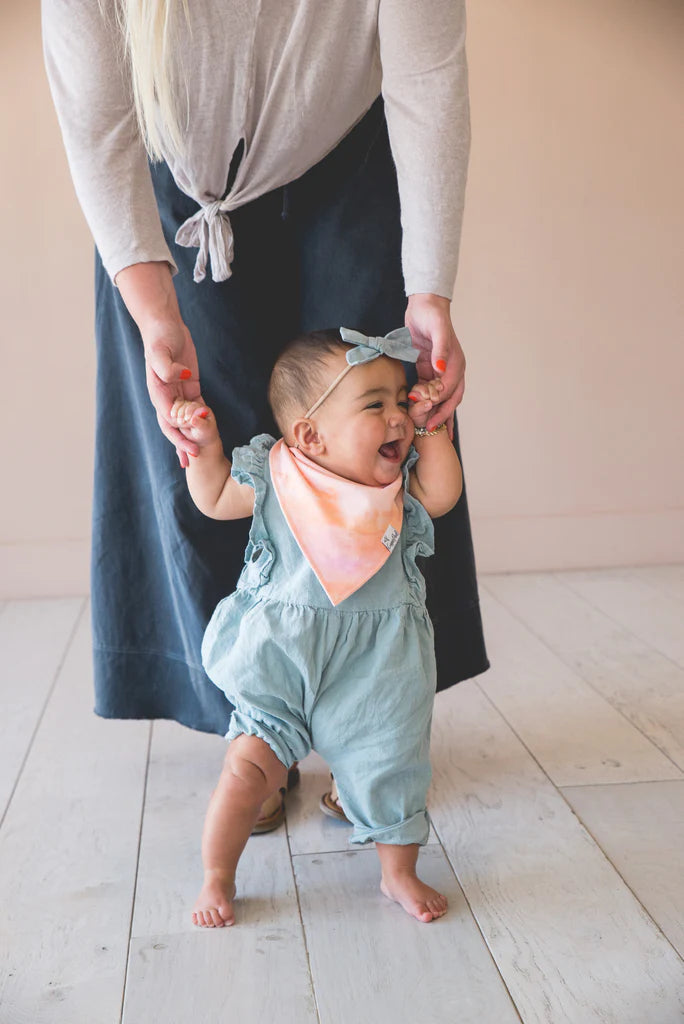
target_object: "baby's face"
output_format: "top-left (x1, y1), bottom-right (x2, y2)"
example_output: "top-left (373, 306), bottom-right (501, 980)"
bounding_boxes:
top-left (305, 352), bottom-right (414, 487)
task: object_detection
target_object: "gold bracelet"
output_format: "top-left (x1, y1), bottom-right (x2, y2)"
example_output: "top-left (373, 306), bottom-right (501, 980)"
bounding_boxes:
top-left (414, 422), bottom-right (447, 437)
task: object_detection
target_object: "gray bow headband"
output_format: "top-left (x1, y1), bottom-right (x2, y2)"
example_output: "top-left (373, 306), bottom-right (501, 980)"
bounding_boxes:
top-left (304, 326), bottom-right (418, 418)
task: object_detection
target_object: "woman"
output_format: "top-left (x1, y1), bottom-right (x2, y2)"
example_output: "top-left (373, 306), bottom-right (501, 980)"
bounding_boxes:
top-left (43, 0), bottom-right (489, 826)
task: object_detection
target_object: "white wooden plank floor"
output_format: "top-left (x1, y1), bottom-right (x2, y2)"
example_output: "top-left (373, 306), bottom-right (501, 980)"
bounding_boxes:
top-left (1, 567), bottom-right (683, 1023)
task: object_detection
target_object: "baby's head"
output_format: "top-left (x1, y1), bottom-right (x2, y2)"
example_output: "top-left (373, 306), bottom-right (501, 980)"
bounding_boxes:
top-left (268, 328), bottom-right (414, 487)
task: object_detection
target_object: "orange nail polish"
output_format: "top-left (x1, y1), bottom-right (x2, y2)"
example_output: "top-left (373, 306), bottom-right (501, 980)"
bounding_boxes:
top-left (436, 359), bottom-right (447, 373)
top-left (180, 368), bottom-right (192, 380)
top-left (408, 394), bottom-right (419, 403)
top-left (198, 409), bottom-right (209, 419)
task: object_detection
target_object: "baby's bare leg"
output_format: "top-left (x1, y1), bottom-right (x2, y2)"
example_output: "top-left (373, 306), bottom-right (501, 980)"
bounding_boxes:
top-left (192, 733), bottom-right (287, 928)
top-left (376, 843), bottom-right (448, 924)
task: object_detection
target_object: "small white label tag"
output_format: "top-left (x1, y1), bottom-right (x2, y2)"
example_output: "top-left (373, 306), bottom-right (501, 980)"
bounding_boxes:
top-left (381, 525), bottom-right (400, 553)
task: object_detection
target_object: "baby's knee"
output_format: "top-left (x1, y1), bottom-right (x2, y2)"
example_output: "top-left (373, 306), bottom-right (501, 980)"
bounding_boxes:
top-left (222, 735), bottom-right (286, 799)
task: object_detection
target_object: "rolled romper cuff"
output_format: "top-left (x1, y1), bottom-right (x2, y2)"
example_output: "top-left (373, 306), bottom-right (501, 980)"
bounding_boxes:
top-left (349, 809), bottom-right (430, 847)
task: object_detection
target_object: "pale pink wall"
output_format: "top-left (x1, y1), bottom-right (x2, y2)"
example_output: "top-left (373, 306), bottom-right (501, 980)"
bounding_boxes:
top-left (456, 0), bottom-right (684, 571)
top-left (1, 0), bottom-right (94, 595)
top-left (1, 0), bottom-right (683, 596)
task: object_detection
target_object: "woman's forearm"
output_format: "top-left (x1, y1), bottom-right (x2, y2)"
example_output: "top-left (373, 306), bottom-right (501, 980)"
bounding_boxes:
top-left (115, 260), bottom-right (201, 467)
top-left (115, 261), bottom-right (182, 335)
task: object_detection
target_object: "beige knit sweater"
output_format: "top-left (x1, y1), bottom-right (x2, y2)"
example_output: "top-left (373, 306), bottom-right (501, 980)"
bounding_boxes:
top-left (42, 0), bottom-right (470, 299)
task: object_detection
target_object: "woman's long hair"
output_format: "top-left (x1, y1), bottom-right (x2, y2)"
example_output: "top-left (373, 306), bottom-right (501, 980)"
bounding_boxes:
top-left (114, 0), bottom-right (190, 160)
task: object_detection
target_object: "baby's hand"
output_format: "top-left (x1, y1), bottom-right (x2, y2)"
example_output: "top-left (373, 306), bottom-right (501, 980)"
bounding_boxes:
top-left (168, 398), bottom-right (219, 448)
top-left (407, 379), bottom-right (445, 428)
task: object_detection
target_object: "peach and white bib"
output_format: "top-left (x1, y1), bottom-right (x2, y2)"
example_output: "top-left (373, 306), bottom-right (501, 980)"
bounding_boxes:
top-left (269, 439), bottom-right (403, 606)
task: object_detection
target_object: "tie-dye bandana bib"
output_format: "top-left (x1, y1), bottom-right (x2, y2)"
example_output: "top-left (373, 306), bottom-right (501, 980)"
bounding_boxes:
top-left (269, 438), bottom-right (404, 606)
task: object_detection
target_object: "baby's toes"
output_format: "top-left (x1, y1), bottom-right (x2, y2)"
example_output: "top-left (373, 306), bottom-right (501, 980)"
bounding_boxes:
top-left (218, 902), bottom-right (235, 926)
top-left (207, 907), bottom-right (225, 928)
top-left (416, 904), bottom-right (434, 923)
top-left (427, 895), bottom-right (448, 918)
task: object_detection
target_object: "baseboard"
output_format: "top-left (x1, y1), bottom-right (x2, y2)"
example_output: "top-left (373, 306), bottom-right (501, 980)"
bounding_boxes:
top-left (472, 507), bottom-right (684, 574)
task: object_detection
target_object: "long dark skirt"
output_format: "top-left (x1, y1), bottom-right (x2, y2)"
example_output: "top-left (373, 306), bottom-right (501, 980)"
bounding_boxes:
top-left (92, 96), bottom-right (490, 734)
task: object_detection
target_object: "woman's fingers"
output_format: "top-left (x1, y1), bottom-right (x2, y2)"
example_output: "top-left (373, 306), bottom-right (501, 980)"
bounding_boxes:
top-left (405, 294), bottom-right (466, 414)
top-left (427, 318), bottom-right (453, 377)
top-left (137, 319), bottom-right (204, 467)
top-left (426, 384), bottom-right (463, 436)
top-left (144, 323), bottom-right (201, 411)
top-left (147, 361), bottom-right (201, 428)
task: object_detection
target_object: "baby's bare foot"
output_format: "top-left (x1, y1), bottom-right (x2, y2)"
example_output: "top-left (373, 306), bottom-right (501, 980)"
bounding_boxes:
top-left (380, 873), bottom-right (448, 923)
top-left (192, 876), bottom-right (236, 928)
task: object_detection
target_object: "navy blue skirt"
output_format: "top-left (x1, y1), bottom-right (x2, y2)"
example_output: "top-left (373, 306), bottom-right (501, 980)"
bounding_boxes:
top-left (92, 97), bottom-right (489, 734)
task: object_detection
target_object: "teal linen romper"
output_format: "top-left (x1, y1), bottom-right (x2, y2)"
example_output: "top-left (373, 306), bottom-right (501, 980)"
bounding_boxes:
top-left (201, 434), bottom-right (438, 846)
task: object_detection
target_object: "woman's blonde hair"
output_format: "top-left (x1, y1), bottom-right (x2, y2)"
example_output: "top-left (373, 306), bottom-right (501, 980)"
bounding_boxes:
top-left (114, 0), bottom-right (190, 161)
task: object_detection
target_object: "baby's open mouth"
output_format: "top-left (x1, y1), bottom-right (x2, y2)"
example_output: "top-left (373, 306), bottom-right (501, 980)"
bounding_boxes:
top-left (378, 441), bottom-right (401, 462)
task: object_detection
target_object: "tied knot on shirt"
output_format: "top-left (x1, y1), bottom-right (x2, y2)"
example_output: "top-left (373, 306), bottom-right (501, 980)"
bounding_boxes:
top-left (175, 198), bottom-right (235, 284)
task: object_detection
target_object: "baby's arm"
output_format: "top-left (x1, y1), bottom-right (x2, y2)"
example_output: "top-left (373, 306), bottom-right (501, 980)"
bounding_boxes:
top-left (168, 400), bottom-right (255, 520)
top-left (407, 380), bottom-right (463, 518)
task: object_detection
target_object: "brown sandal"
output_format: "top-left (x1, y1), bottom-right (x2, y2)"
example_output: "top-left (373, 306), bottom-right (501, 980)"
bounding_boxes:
top-left (251, 763), bottom-right (301, 835)
top-left (319, 774), bottom-right (351, 823)
top-left (252, 786), bottom-right (287, 834)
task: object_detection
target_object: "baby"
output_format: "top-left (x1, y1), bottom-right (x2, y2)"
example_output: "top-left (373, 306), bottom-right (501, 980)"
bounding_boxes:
top-left (169, 326), bottom-right (463, 926)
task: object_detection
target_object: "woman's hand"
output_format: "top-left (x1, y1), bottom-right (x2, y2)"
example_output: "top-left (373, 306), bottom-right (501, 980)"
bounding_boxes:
top-left (143, 319), bottom-right (202, 467)
top-left (168, 398), bottom-right (219, 450)
top-left (405, 293), bottom-right (466, 438)
top-left (115, 261), bottom-right (201, 467)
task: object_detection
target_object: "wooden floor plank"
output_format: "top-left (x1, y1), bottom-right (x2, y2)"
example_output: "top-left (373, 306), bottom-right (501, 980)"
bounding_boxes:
top-left (294, 845), bottom-right (521, 1024)
top-left (123, 721), bottom-right (316, 1023)
top-left (483, 572), bottom-right (684, 772)
top-left (286, 750), bottom-right (439, 856)
top-left (0, 598), bottom-right (84, 820)
top-left (562, 780), bottom-right (684, 958)
top-left (475, 587), bottom-right (680, 786)
top-left (124, 929), bottom-right (317, 1024)
top-left (430, 682), bottom-right (684, 1023)
top-left (0, 612), bottom-right (150, 1024)
top-left (557, 568), bottom-right (684, 667)
top-left (623, 565), bottom-right (684, 606)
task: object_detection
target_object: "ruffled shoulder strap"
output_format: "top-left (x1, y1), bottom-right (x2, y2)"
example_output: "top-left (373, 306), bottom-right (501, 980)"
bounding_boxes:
top-left (402, 444), bottom-right (420, 486)
top-left (401, 445), bottom-right (435, 560)
top-left (230, 433), bottom-right (277, 490)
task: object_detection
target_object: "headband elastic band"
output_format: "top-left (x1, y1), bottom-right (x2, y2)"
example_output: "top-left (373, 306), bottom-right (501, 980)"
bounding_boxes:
top-left (303, 363), bottom-right (354, 418)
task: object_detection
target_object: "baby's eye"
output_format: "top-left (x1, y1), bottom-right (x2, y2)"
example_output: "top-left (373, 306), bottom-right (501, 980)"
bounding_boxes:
top-left (399, 401), bottom-right (409, 410)
top-left (366, 402), bottom-right (383, 410)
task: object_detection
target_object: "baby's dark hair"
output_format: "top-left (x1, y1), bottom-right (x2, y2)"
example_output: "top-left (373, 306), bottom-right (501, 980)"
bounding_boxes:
top-left (268, 328), bottom-right (351, 438)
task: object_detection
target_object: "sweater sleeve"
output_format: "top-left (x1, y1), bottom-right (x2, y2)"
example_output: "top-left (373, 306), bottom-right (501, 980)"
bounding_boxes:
top-left (41, 0), bottom-right (177, 283)
top-left (377, 0), bottom-right (471, 300)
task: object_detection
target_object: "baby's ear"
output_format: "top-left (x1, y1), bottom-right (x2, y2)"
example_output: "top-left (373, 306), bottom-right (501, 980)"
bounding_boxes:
top-left (292, 418), bottom-right (324, 455)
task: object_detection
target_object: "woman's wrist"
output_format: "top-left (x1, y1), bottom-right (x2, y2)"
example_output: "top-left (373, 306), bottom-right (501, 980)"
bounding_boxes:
top-left (407, 292), bottom-right (451, 312)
